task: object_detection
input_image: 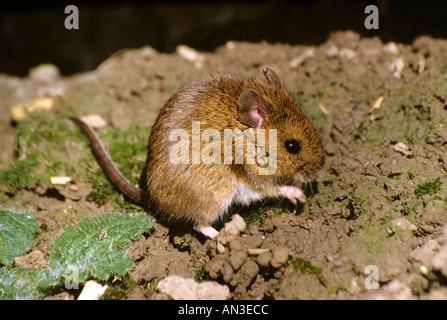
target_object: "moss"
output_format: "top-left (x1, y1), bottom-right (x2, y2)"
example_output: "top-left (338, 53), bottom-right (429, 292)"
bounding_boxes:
top-left (85, 170), bottom-right (120, 205)
top-left (328, 278), bottom-right (351, 296)
top-left (195, 265), bottom-right (210, 282)
top-left (144, 282), bottom-right (158, 297)
top-left (79, 123), bottom-right (150, 211)
top-left (408, 172), bottom-right (417, 180)
top-left (415, 177), bottom-right (442, 198)
top-left (0, 111), bottom-right (94, 195)
top-left (400, 199), bottom-right (421, 216)
top-left (379, 215), bottom-right (393, 233)
top-left (103, 124), bottom-right (149, 186)
top-left (0, 151), bottom-right (40, 194)
top-left (101, 275), bottom-right (137, 300)
top-left (352, 223), bottom-right (401, 255)
top-left (242, 206), bottom-right (266, 225)
top-left (288, 256), bottom-right (327, 286)
top-left (347, 192), bottom-right (367, 219)
top-left (0, 111), bottom-right (150, 213)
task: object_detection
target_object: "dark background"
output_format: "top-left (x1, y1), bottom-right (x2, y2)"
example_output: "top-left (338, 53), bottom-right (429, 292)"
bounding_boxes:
top-left (1, 0), bottom-right (446, 76)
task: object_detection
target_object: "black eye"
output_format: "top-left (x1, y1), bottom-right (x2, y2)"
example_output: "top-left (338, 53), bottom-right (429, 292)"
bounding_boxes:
top-left (284, 139), bottom-right (301, 154)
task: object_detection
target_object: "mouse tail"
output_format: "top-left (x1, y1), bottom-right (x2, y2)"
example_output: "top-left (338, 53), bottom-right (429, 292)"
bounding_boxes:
top-left (70, 116), bottom-right (145, 205)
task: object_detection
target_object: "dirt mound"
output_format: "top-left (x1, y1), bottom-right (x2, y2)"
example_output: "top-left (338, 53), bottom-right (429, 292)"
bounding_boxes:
top-left (1, 31), bottom-right (447, 299)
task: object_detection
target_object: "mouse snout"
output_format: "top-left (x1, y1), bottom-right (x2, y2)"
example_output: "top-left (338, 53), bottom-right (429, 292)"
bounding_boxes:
top-left (296, 163), bottom-right (325, 183)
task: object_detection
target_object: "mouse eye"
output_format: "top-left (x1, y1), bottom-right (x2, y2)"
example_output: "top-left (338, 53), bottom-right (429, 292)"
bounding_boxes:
top-left (284, 139), bottom-right (301, 154)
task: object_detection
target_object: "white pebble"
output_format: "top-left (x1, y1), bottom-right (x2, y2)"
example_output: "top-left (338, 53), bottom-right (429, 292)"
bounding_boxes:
top-left (80, 114), bottom-right (107, 129)
top-left (391, 218), bottom-right (417, 233)
top-left (383, 42), bottom-right (399, 55)
top-left (10, 97), bottom-right (56, 122)
top-left (325, 45), bottom-right (339, 57)
top-left (77, 280), bottom-right (108, 300)
top-left (226, 41), bottom-right (235, 50)
top-left (388, 58), bottom-right (405, 79)
top-left (339, 48), bottom-right (357, 60)
top-left (176, 45), bottom-right (205, 69)
top-left (50, 176), bottom-right (72, 185)
top-left (289, 48), bottom-right (315, 68)
top-left (158, 275), bottom-right (230, 300)
top-left (393, 142), bottom-right (413, 156)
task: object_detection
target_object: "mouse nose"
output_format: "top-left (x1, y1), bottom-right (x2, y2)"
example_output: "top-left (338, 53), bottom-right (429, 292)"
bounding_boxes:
top-left (297, 164), bottom-right (325, 183)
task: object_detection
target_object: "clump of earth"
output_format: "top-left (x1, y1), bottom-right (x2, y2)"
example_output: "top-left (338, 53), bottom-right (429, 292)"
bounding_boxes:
top-left (1, 30), bottom-right (447, 300)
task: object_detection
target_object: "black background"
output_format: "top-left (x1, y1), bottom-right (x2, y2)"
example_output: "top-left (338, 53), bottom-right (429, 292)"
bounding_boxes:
top-left (1, 0), bottom-right (446, 76)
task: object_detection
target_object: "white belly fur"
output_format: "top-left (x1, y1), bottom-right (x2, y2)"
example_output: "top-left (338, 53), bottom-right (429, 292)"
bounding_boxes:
top-left (232, 183), bottom-right (263, 205)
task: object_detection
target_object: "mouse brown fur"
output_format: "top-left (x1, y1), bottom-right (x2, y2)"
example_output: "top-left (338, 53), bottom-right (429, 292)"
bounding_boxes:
top-left (71, 68), bottom-right (325, 238)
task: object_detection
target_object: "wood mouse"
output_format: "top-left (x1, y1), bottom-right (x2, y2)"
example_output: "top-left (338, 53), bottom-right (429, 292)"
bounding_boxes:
top-left (70, 67), bottom-right (325, 239)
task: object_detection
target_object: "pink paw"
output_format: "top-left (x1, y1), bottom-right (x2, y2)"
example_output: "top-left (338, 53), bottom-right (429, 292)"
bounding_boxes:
top-left (279, 186), bottom-right (306, 204)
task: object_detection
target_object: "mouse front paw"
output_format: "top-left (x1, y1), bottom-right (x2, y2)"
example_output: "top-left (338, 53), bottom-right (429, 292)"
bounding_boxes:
top-left (279, 186), bottom-right (306, 204)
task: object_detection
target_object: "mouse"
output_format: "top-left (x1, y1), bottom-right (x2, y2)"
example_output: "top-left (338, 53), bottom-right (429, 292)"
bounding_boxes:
top-left (70, 67), bottom-right (325, 239)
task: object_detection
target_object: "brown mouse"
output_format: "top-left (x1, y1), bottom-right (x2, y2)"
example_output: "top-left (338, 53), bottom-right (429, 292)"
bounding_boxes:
top-left (70, 67), bottom-right (325, 239)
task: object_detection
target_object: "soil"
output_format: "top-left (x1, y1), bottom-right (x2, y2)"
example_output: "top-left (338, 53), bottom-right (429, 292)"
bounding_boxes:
top-left (1, 30), bottom-right (447, 300)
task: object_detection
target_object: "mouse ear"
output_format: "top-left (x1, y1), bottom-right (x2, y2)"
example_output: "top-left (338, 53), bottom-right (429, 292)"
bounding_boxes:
top-left (238, 89), bottom-right (267, 129)
top-left (263, 67), bottom-right (283, 89)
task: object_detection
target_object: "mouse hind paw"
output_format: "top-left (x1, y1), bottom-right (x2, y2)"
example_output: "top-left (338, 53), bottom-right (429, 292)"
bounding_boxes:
top-left (194, 224), bottom-right (219, 239)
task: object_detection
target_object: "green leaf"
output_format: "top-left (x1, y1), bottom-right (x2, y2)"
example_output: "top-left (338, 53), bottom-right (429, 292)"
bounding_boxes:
top-left (48, 213), bottom-right (154, 282)
top-left (0, 212), bottom-right (154, 299)
top-left (0, 268), bottom-right (42, 300)
top-left (0, 209), bottom-right (38, 266)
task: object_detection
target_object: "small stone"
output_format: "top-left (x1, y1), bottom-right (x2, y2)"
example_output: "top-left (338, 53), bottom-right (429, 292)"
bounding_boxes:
top-left (270, 246), bottom-right (289, 268)
top-left (391, 218), bottom-right (417, 233)
top-left (80, 114), bottom-right (107, 129)
top-left (222, 262), bottom-right (234, 283)
top-left (369, 96), bottom-right (384, 112)
top-left (68, 184), bottom-right (79, 192)
top-left (10, 97), bottom-right (56, 122)
top-left (417, 58), bottom-right (426, 74)
top-left (50, 176), bottom-right (72, 185)
top-left (206, 255), bottom-right (226, 279)
top-left (224, 214), bottom-right (246, 236)
top-left (248, 248), bottom-right (269, 255)
top-left (206, 239), bottom-right (217, 257)
top-left (231, 259), bottom-right (259, 288)
top-left (29, 63), bottom-right (60, 82)
top-left (78, 280), bottom-right (108, 300)
top-left (176, 44), bottom-right (205, 69)
top-left (326, 45), bottom-right (339, 57)
top-left (289, 48), bottom-right (315, 68)
top-left (339, 48), bottom-right (357, 60)
top-left (217, 242), bottom-right (226, 254)
top-left (158, 275), bottom-right (230, 300)
top-left (250, 235), bottom-right (263, 248)
top-left (226, 41), bottom-right (235, 50)
top-left (388, 57), bottom-right (405, 79)
top-left (229, 251), bottom-right (247, 271)
top-left (229, 239), bottom-right (242, 252)
top-left (224, 223), bottom-right (239, 236)
top-left (383, 42), bottom-right (399, 55)
top-left (232, 214), bottom-right (246, 232)
top-left (393, 142), bottom-right (413, 157)
top-left (256, 251), bottom-right (272, 268)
